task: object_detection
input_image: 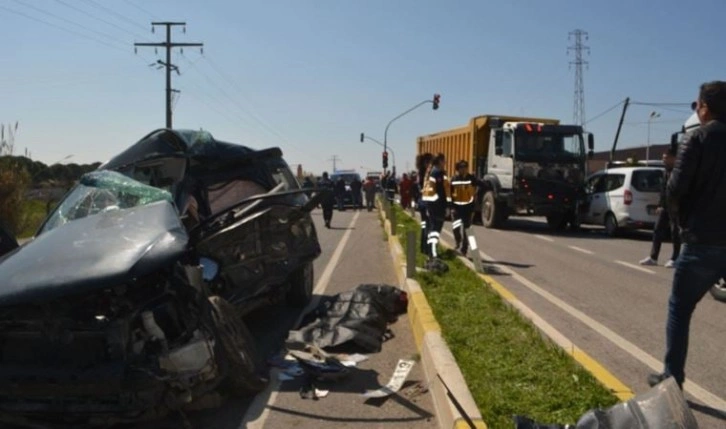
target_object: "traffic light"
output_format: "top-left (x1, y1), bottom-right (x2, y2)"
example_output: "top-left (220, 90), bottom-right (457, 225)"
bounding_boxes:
top-left (382, 151), bottom-right (389, 169)
top-left (360, 132), bottom-right (364, 143)
top-left (432, 93), bottom-right (440, 110)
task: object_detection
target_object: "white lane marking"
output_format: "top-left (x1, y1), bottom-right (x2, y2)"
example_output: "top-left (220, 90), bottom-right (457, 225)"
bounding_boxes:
top-left (568, 245), bottom-right (594, 255)
top-left (241, 212), bottom-right (360, 429)
top-left (534, 234), bottom-right (554, 242)
top-left (614, 260), bottom-right (656, 275)
top-left (463, 237), bottom-right (726, 411)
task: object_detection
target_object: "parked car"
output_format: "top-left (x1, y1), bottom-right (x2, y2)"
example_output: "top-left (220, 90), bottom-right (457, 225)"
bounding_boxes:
top-left (0, 129), bottom-right (322, 426)
top-left (579, 166), bottom-right (664, 236)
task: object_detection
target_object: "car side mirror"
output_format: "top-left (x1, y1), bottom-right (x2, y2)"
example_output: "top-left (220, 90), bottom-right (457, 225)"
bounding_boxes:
top-left (588, 133), bottom-right (594, 151)
top-left (0, 224), bottom-right (19, 258)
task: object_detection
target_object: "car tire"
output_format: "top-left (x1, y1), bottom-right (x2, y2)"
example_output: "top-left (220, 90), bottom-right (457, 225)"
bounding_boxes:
top-left (286, 261), bottom-right (314, 308)
top-left (604, 212), bottom-right (619, 237)
top-left (483, 191), bottom-right (504, 229)
top-left (209, 296), bottom-right (268, 396)
top-left (546, 213), bottom-right (568, 231)
top-left (710, 278), bottom-right (726, 302)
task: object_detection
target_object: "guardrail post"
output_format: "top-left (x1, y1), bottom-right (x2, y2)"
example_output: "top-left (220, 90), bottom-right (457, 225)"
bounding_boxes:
top-left (390, 205), bottom-right (397, 236)
top-left (406, 230), bottom-right (416, 278)
top-left (467, 235), bottom-right (484, 273)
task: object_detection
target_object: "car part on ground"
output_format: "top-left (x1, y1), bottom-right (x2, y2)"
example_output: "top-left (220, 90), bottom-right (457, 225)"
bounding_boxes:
top-left (710, 278), bottom-right (726, 302)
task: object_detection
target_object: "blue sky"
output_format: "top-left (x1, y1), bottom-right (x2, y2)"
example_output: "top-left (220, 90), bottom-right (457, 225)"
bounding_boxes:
top-left (1, 0), bottom-right (722, 175)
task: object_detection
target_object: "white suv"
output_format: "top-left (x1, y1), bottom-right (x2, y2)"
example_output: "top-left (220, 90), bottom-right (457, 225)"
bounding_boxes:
top-left (580, 166), bottom-right (665, 236)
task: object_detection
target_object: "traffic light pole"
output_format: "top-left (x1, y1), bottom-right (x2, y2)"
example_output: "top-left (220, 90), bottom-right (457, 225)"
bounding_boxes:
top-left (360, 134), bottom-right (396, 170)
top-left (382, 95), bottom-right (439, 173)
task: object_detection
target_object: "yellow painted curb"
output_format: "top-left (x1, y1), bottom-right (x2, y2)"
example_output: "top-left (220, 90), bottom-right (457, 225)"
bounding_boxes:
top-left (408, 290), bottom-right (442, 351)
top-left (479, 269), bottom-right (635, 402)
top-left (455, 419), bottom-right (488, 429)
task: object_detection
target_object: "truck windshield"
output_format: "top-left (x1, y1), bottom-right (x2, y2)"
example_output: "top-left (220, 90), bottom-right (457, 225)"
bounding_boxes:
top-left (514, 132), bottom-right (584, 162)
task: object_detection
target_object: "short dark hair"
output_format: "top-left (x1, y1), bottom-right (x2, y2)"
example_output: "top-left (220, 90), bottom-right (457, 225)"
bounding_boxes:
top-left (699, 81), bottom-right (726, 119)
top-left (416, 152), bottom-right (433, 172)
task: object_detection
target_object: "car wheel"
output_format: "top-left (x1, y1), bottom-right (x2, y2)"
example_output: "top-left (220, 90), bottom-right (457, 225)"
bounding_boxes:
top-left (546, 213), bottom-right (567, 231)
top-left (604, 212), bottom-right (619, 237)
top-left (286, 261), bottom-right (314, 307)
top-left (209, 296), bottom-right (268, 396)
top-left (710, 278), bottom-right (726, 302)
top-left (483, 191), bottom-right (504, 229)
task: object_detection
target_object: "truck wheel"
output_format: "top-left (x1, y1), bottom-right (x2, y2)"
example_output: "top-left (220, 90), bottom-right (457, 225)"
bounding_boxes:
top-left (483, 191), bottom-right (503, 228)
top-left (710, 279), bottom-right (726, 302)
top-left (286, 261), bottom-right (314, 308)
top-left (209, 296), bottom-right (269, 396)
top-left (604, 212), bottom-right (619, 237)
top-left (546, 214), bottom-right (567, 230)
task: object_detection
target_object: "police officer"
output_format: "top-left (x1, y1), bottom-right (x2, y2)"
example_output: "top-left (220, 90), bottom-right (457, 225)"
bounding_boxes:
top-left (450, 160), bottom-right (478, 255)
top-left (318, 172), bottom-right (336, 228)
top-left (422, 153), bottom-right (450, 260)
top-left (415, 153), bottom-right (433, 256)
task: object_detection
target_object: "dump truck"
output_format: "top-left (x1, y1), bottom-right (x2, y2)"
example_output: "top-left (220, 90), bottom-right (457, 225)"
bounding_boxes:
top-left (417, 115), bottom-right (594, 229)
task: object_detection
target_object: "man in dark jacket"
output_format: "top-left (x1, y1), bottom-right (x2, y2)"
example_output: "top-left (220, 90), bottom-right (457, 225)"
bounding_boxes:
top-left (648, 81), bottom-right (726, 390)
top-left (318, 172), bottom-right (336, 228)
top-left (639, 147), bottom-right (681, 267)
top-left (350, 176), bottom-right (363, 210)
top-left (334, 177), bottom-right (346, 211)
top-left (421, 153), bottom-right (450, 259)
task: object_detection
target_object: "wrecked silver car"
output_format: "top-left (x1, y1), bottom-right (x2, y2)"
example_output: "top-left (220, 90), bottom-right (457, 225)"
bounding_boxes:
top-left (0, 130), bottom-right (322, 426)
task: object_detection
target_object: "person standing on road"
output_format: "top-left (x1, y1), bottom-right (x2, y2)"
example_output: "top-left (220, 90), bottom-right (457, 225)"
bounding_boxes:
top-left (639, 147), bottom-right (681, 268)
top-left (416, 153), bottom-right (433, 256)
top-left (450, 160), bottom-right (478, 255)
top-left (422, 153), bottom-right (450, 260)
top-left (648, 81), bottom-right (726, 390)
top-left (318, 172), bottom-right (336, 228)
top-left (363, 177), bottom-right (377, 212)
top-left (398, 173), bottom-right (413, 210)
top-left (350, 176), bottom-right (363, 210)
top-left (334, 176), bottom-right (346, 211)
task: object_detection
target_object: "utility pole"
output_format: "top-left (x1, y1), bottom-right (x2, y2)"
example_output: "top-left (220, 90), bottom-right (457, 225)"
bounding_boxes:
top-left (568, 29), bottom-right (589, 127)
top-left (135, 22), bottom-right (203, 129)
top-left (328, 155), bottom-right (342, 172)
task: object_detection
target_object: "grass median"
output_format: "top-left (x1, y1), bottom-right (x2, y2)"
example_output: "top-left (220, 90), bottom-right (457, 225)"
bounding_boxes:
top-left (390, 204), bottom-right (618, 428)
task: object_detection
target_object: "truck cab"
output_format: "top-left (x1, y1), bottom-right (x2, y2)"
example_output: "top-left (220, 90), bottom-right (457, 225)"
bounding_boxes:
top-left (482, 119), bottom-right (594, 229)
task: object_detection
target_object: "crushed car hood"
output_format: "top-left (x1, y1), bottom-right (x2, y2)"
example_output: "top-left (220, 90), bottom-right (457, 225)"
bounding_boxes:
top-left (0, 201), bottom-right (188, 306)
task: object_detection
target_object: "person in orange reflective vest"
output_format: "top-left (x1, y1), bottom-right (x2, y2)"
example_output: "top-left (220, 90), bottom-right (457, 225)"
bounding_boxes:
top-left (450, 160), bottom-right (479, 255)
top-left (421, 153), bottom-right (451, 259)
top-left (415, 153), bottom-right (434, 256)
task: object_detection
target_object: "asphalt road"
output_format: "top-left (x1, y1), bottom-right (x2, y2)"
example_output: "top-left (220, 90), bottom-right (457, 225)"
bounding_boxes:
top-left (183, 208), bottom-right (436, 429)
top-left (453, 216), bottom-right (726, 428)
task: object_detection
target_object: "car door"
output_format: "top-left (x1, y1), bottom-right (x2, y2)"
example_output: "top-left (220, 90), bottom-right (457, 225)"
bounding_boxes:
top-left (191, 154), bottom-right (321, 308)
top-left (489, 130), bottom-right (514, 190)
top-left (583, 174), bottom-right (607, 224)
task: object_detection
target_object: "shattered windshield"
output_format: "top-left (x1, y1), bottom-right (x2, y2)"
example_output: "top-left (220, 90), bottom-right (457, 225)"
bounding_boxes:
top-left (39, 170), bottom-right (173, 235)
top-left (514, 132), bottom-right (585, 163)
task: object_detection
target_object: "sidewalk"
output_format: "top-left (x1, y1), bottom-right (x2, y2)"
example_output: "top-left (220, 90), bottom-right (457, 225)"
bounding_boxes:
top-left (247, 209), bottom-right (438, 429)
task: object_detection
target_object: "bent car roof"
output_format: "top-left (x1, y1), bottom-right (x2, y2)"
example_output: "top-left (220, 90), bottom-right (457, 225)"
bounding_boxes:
top-left (100, 128), bottom-right (283, 171)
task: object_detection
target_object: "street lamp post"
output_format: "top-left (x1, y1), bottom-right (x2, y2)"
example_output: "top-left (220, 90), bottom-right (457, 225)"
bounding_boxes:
top-left (360, 133), bottom-right (396, 171)
top-left (647, 111), bottom-right (660, 162)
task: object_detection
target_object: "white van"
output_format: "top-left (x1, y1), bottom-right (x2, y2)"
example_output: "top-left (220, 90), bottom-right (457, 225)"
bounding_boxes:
top-left (580, 166), bottom-right (665, 236)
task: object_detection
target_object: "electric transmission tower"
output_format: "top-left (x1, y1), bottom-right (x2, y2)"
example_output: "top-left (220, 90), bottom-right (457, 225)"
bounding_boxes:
top-left (568, 29), bottom-right (589, 126)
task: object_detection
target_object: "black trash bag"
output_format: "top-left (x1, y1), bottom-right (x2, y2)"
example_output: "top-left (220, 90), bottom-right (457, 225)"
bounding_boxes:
top-left (513, 377), bottom-right (697, 429)
top-left (287, 284), bottom-right (408, 353)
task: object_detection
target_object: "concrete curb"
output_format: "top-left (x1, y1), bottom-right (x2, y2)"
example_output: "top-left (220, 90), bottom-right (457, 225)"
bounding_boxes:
top-left (379, 202), bottom-right (487, 429)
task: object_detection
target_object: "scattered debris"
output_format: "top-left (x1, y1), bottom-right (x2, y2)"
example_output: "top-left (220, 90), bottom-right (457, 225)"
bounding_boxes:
top-left (340, 353), bottom-right (370, 368)
top-left (362, 359), bottom-right (416, 398)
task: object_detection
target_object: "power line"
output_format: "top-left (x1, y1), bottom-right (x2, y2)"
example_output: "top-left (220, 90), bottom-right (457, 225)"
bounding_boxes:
top-left (11, 0), bottom-right (126, 48)
top-left (568, 29), bottom-right (589, 126)
top-left (53, 0), bottom-right (151, 43)
top-left (631, 101), bottom-right (692, 106)
top-left (81, 0), bottom-right (150, 33)
top-left (0, 4), bottom-right (127, 53)
top-left (584, 100), bottom-right (624, 125)
top-left (122, 0), bottom-right (159, 20)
